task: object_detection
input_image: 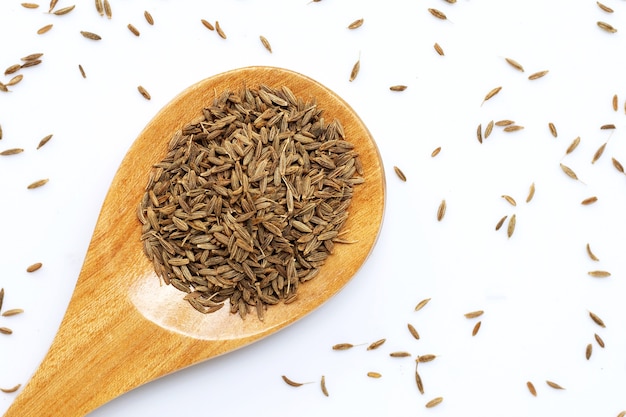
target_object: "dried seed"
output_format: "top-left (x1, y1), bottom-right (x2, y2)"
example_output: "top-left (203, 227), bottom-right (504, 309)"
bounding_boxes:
top-left (597, 2), bottom-right (614, 13)
top-left (472, 321), bottom-right (481, 336)
top-left (78, 64), bottom-right (86, 79)
top-left (21, 3), bottom-right (39, 8)
top-left (482, 86), bottom-right (502, 104)
top-left (484, 120), bottom-right (494, 139)
top-left (7, 75), bottom-right (23, 87)
top-left (0, 288), bottom-right (4, 311)
top-left (505, 57), bottom-right (524, 72)
top-left (390, 351), bottom-right (411, 357)
top-left (37, 134), bottom-right (53, 149)
top-left (367, 338), bottom-right (386, 350)
top-left (437, 199), bottom-right (446, 221)
top-left (137, 85), bottom-right (151, 100)
top-left (0, 124), bottom-right (3, 140)
top-left (464, 310), bottom-right (484, 319)
top-left (601, 124), bottom-right (615, 130)
top-left (127, 24), bottom-right (140, 36)
top-left (618, 412), bottom-right (626, 417)
top-left (259, 36), bottom-right (272, 53)
top-left (394, 166), bottom-right (407, 182)
top-left (431, 147), bottom-right (441, 157)
top-left (95, 0), bottom-right (103, 16)
top-left (546, 380), bottom-right (565, 390)
top-left (433, 42), bottom-right (444, 56)
top-left (559, 163), bottom-right (578, 180)
top-left (347, 18), bottom-right (364, 29)
top-left (53, 5), bottom-right (75, 15)
top-left (589, 311), bottom-right (606, 328)
top-left (588, 270), bottom-right (611, 278)
top-left (37, 24), bottom-right (53, 35)
top-left (21, 53), bottom-right (43, 62)
top-left (332, 343), bottom-right (354, 350)
top-left (597, 21), bottom-right (617, 33)
top-left (367, 371), bottom-right (382, 378)
top-left (503, 125), bottom-right (524, 132)
top-left (527, 381), bottom-right (537, 396)
top-left (507, 214), bottom-right (516, 238)
top-left (591, 143), bottom-right (607, 164)
top-left (495, 215), bottom-right (507, 231)
top-left (27, 179), bottom-right (49, 189)
top-left (477, 123), bottom-right (482, 143)
top-left (501, 195), bottom-right (516, 206)
top-left (80, 31), bottom-right (102, 40)
top-left (144, 10), bottom-right (154, 25)
top-left (0, 384), bottom-right (20, 393)
top-left (495, 119), bottom-right (514, 126)
top-left (281, 375), bottom-right (303, 387)
top-left (425, 397), bottom-right (443, 408)
top-left (320, 375), bottom-right (329, 397)
top-left (548, 122), bottom-right (557, 138)
top-left (48, 0), bottom-right (57, 12)
top-left (594, 333), bottom-right (605, 348)
top-left (415, 366), bottom-right (424, 394)
top-left (0, 148), bottom-right (24, 156)
top-left (565, 136), bottom-right (580, 155)
top-left (414, 298), bottom-right (431, 312)
top-left (526, 182), bottom-right (535, 203)
top-left (613, 94), bottom-right (618, 111)
top-left (20, 59), bottom-right (42, 69)
top-left (201, 19), bottom-right (214, 31)
top-left (4, 64), bottom-right (21, 75)
top-left (0, 82), bottom-right (8, 93)
top-left (103, 0), bottom-right (111, 19)
top-left (407, 323), bottom-right (420, 340)
top-left (428, 8), bottom-right (447, 20)
top-left (586, 243), bottom-right (599, 261)
top-left (389, 85), bottom-right (407, 91)
top-left (26, 262), bottom-right (42, 272)
top-left (585, 343), bottom-right (592, 360)
top-left (528, 70), bottom-right (549, 80)
top-left (416, 354), bottom-right (436, 363)
top-left (215, 21), bottom-right (227, 39)
top-left (581, 196), bottom-right (598, 205)
top-left (612, 157), bottom-right (624, 173)
top-left (2, 309), bottom-right (24, 317)
top-left (349, 58), bottom-right (360, 82)
top-left (0, 327), bottom-right (13, 335)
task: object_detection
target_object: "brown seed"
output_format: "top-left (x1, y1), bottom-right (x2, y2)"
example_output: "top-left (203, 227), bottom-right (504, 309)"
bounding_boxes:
top-left (48, 0), bottom-right (57, 12)
top-left (591, 143), bottom-right (607, 164)
top-left (415, 366), bottom-right (424, 394)
top-left (428, 8), bottom-right (447, 20)
top-left (425, 397), bottom-right (443, 408)
top-left (527, 381), bottom-right (537, 396)
top-left (21, 53), bottom-right (43, 62)
top-left (589, 311), bottom-right (606, 328)
top-left (389, 85), bottom-right (407, 91)
top-left (367, 338), bottom-right (386, 350)
top-left (201, 19), bottom-right (214, 31)
top-left (484, 120), bottom-right (494, 139)
top-left (581, 196), bottom-right (598, 205)
top-left (528, 70), bottom-right (549, 80)
top-left (320, 375), bottom-right (329, 397)
top-left (37, 24), bottom-right (53, 35)
top-left (53, 5), bottom-right (75, 15)
top-left (472, 321), bottom-right (481, 336)
top-left (482, 86), bottom-right (502, 104)
top-left (0, 384), bottom-right (20, 393)
top-left (103, 0), bottom-right (111, 19)
top-left (259, 36), bottom-right (272, 53)
top-left (0, 327), bottom-right (13, 335)
top-left (416, 354), bottom-right (436, 363)
top-left (613, 94), bottom-right (618, 111)
top-left (495, 119), bottom-right (515, 126)
top-left (2, 309), bottom-right (24, 317)
top-left (594, 333), bottom-right (605, 348)
top-left (0, 124), bottom-right (3, 140)
top-left (501, 195), bottom-right (516, 206)
top-left (7, 75), bottom-right (23, 87)
top-left (0, 288), bottom-right (4, 311)
top-left (505, 57), bottom-right (524, 72)
top-left (367, 372), bottom-right (382, 378)
top-left (548, 122), bottom-right (557, 138)
top-left (20, 59), bottom-right (42, 69)
top-left (144, 10), bottom-right (154, 25)
top-left (21, 3), bottom-right (39, 8)
top-left (27, 179), bottom-right (49, 189)
top-left (390, 351), bottom-right (412, 357)
top-left (597, 21), bottom-right (617, 33)
top-left (495, 215), bottom-right (507, 231)
top-left (332, 343), bottom-right (354, 350)
top-left (586, 243), bottom-right (599, 262)
top-left (393, 166), bottom-right (407, 182)
top-left (407, 323), bottom-right (420, 340)
top-left (559, 163), bottom-right (578, 180)
top-left (601, 124), bottom-right (615, 130)
top-left (618, 412), bottom-right (626, 417)
top-left (127, 24), bottom-right (140, 36)
top-left (137, 86), bottom-right (151, 100)
top-left (349, 58), bottom-right (360, 82)
top-left (546, 380), bottom-right (565, 390)
top-left (437, 199), bottom-right (446, 221)
top-left (26, 262), bottom-right (43, 272)
top-left (464, 310), bottom-right (484, 319)
top-left (433, 43), bottom-right (444, 56)
top-left (507, 214), bottom-right (516, 238)
top-left (0, 148), bottom-right (24, 156)
top-left (503, 125), bottom-right (524, 132)
top-left (588, 270), bottom-right (611, 278)
top-left (597, 1), bottom-right (614, 13)
top-left (414, 298), bottom-right (431, 312)
top-left (477, 123), bottom-right (483, 143)
top-left (431, 147), bottom-right (441, 157)
top-left (565, 136), bottom-right (580, 155)
top-left (215, 21), bottom-right (227, 39)
top-left (347, 18), bottom-right (364, 29)
top-left (80, 31), bottom-right (102, 40)
top-left (526, 182), bottom-right (535, 203)
top-left (612, 157), bottom-right (624, 174)
top-left (37, 134), bottom-right (53, 149)
top-left (78, 64), bottom-right (86, 79)
top-left (95, 0), bottom-right (103, 16)
top-left (281, 375), bottom-right (303, 387)
top-left (4, 64), bottom-right (21, 75)
top-left (585, 343), bottom-right (592, 360)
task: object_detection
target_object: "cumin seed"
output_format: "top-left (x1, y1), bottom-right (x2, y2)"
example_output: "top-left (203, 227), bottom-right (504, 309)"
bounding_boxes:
top-left (585, 343), bottom-right (592, 360)
top-left (613, 94), bottom-right (618, 111)
top-left (505, 57), bottom-right (524, 72)
top-left (137, 86), bottom-right (151, 100)
top-left (581, 196), bottom-right (598, 205)
top-left (26, 262), bottom-right (42, 272)
top-left (349, 57), bottom-right (360, 82)
top-left (0, 327), bottom-right (13, 335)
top-left (428, 8), bottom-right (447, 20)
top-left (390, 351), bottom-right (411, 357)
top-left (526, 182), bottom-right (535, 203)
top-left (588, 270), bottom-right (611, 278)
top-left (565, 136), bottom-right (580, 154)
top-left (0, 288), bottom-right (3, 311)
top-left (367, 338), bottom-right (386, 350)
top-left (7, 75), bottom-right (23, 86)
top-left (594, 333), bottom-right (605, 348)
top-left (389, 85), bottom-right (407, 91)
top-left (394, 166), bottom-right (407, 182)
top-left (546, 380), bottom-right (565, 390)
top-left (437, 199), bottom-right (446, 221)
top-left (528, 70), bottom-right (549, 80)
top-left (21, 3), bottom-right (39, 8)
top-left (559, 163), bottom-right (578, 180)
top-left (78, 64), bottom-right (86, 79)
top-left (589, 311), bottom-right (606, 328)
top-left (95, 0), bottom-right (103, 16)
top-left (37, 134), bottom-right (53, 149)
top-left (215, 21), bottom-right (227, 39)
top-left (495, 215), bottom-right (508, 231)
top-left (465, 310), bottom-right (484, 319)
top-left (434, 42), bottom-right (444, 56)
top-left (53, 5), bottom-right (75, 15)
top-left (415, 364), bottom-right (425, 394)
top-left (20, 59), bottom-right (42, 69)
top-left (431, 147), bottom-right (441, 157)
top-left (597, 1), bottom-right (614, 13)
top-left (37, 24), bottom-right (53, 35)
top-left (0, 148), bottom-right (24, 156)
top-left (407, 323), bottom-right (420, 340)
top-left (127, 24), bottom-right (140, 36)
top-left (2, 309), bottom-right (24, 317)
top-left (80, 31), bottom-right (102, 40)
top-left (416, 354), bottom-right (436, 363)
top-left (586, 243), bottom-right (599, 261)
top-left (597, 21), bottom-right (617, 33)
top-left (548, 122), bottom-right (557, 137)
top-left (347, 18), bottom-right (364, 29)
top-left (259, 36), bottom-right (272, 53)
top-left (482, 86), bottom-right (502, 104)
top-left (601, 124), bottom-right (615, 130)
top-left (27, 178), bottom-right (49, 189)
top-left (144, 10), bottom-right (154, 25)
top-left (507, 214), bottom-right (516, 238)
top-left (503, 125), bottom-right (524, 132)
top-left (414, 298), bottom-right (431, 312)
top-left (425, 397), bottom-right (443, 408)
top-left (591, 143), bottom-right (607, 164)
top-left (367, 372), bottom-right (382, 378)
top-left (472, 321), bottom-right (481, 336)
top-left (477, 123), bottom-right (482, 143)
top-left (495, 119), bottom-right (514, 126)
top-left (320, 375), bottom-right (329, 396)
top-left (527, 381), bottom-right (537, 396)
top-left (201, 19), bottom-right (214, 31)
top-left (4, 64), bottom-right (21, 75)
top-left (21, 53), bottom-right (43, 61)
top-left (48, 0), bottom-right (57, 12)
top-left (612, 157), bottom-right (624, 173)
top-left (281, 375), bottom-right (303, 387)
top-left (104, 0), bottom-right (111, 19)
top-left (0, 384), bottom-right (20, 393)
top-left (484, 120), bottom-right (494, 139)
top-left (332, 343), bottom-right (354, 350)
top-left (501, 195), bottom-right (516, 206)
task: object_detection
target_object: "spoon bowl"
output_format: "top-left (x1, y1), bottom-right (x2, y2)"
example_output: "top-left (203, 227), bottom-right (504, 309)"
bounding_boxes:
top-left (5, 66), bottom-right (385, 417)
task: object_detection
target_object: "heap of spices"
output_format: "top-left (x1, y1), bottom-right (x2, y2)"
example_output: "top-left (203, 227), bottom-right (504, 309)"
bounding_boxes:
top-left (138, 85), bottom-right (363, 319)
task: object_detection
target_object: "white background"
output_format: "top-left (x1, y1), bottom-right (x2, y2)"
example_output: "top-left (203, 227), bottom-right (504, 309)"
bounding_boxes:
top-left (1, 1), bottom-right (626, 416)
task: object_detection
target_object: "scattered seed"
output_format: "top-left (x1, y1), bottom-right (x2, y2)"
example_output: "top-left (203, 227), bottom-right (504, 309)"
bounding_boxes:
top-left (95, 0), bottom-right (103, 16)
top-left (415, 366), bottom-right (425, 394)
top-left (332, 343), bottom-right (354, 350)
top-left (215, 21), bottom-right (227, 39)
top-left (495, 119), bottom-right (515, 126)
top-left (484, 120), bottom-right (494, 139)
top-left (416, 354), bottom-right (436, 363)
top-left (425, 397), bottom-right (443, 408)
top-left (78, 64), bottom-right (86, 79)
top-left (505, 57), bottom-right (524, 72)
top-left (495, 215), bottom-right (507, 231)
top-left (548, 122), bottom-right (558, 137)
top-left (7, 75), bottom-right (23, 87)
top-left (477, 123), bottom-right (483, 143)
top-left (281, 375), bottom-right (303, 387)
top-left (201, 19), bottom-right (214, 31)
top-left (597, 1), bottom-right (614, 13)
top-left (259, 36), bottom-right (272, 53)
top-left (526, 182), bottom-right (535, 203)
top-left (20, 59), bottom-right (42, 69)
top-left (428, 8), bottom-right (447, 20)
top-left (367, 372), bottom-right (382, 378)
top-left (347, 18), bottom-right (363, 29)
top-left (613, 94), bottom-right (618, 111)
top-left (36, 134), bottom-right (53, 149)
top-left (434, 43), bottom-right (444, 56)
top-left (137, 85), bottom-right (151, 100)
top-left (21, 53), bottom-right (43, 62)
top-left (393, 166), bottom-right (407, 182)
top-left (586, 243), bottom-right (600, 261)
top-left (565, 136), bottom-right (580, 155)
top-left (389, 85), bottom-right (407, 91)
top-left (127, 23), bottom-right (140, 36)
top-left (501, 195), bottom-right (516, 206)
top-left (0, 148), bottom-right (24, 156)
top-left (26, 262), bottom-right (42, 272)
top-left (528, 70), bottom-right (549, 80)
top-left (27, 179), bottom-right (49, 189)
top-left (0, 288), bottom-right (4, 311)
top-left (0, 124), bottom-right (3, 140)
top-left (594, 333), bottom-right (605, 348)
top-left (2, 309), bottom-right (24, 317)
top-left (507, 214), bottom-right (516, 238)
top-left (559, 163), bottom-right (578, 180)
top-left (4, 64), bottom-right (21, 75)
top-left (349, 57), bottom-right (360, 82)
top-left (437, 199), bottom-right (446, 221)
top-left (431, 147), bottom-right (441, 157)
top-left (53, 5), bottom-right (75, 15)
top-left (367, 338), bottom-right (386, 350)
top-left (414, 298), bottom-right (431, 312)
top-left (586, 343), bottom-right (592, 360)
top-left (503, 125), bottom-right (524, 132)
top-left (527, 381), bottom-right (537, 396)
top-left (407, 323), bottom-right (420, 340)
top-left (390, 351), bottom-right (411, 357)
top-left (581, 196), bottom-right (598, 205)
top-left (0, 384), bottom-right (20, 393)
top-left (0, 327), bottom-right (12, 335)
top-left (320, 375), bottom-right (329, 397)
top-left (612, 157), bottom-right (624, 173)
top-left (546, 380), bottom-right (565, 390)
top-left (601, 124), bottom-right (615, 130)
top-left (589, 311), bottom-right (606, 328)
top-left (144, 10), bottom-right (154, 25)
top-left (482, 86), bottom-right (502, 104)
top-left (465, 310), bottom-right (484, 319)
top-left (0, 82), bottom-right (8, 93)
top-left (588, 270), bottom-right (611, 278)
top-left (472, 321), bottom-right (481, 336)
top-left (103, 0), bottom-right (111, 19)
top-left (37, 24), bottom-right (53, 34)
top-left (591, 143), bottom-right (607, 164)
top-left (80, 31), bottom-right (102, 40)
top-left (597, 21), bottom-right (617, 33)
top-left (48, 0), bottom-right (57, 12)
top-left (21, 3), bottom-right (39, 8)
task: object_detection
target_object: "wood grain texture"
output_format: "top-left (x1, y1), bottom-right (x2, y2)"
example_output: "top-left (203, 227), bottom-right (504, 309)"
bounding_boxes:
top-left (5, 67), bottom-right (385, 417)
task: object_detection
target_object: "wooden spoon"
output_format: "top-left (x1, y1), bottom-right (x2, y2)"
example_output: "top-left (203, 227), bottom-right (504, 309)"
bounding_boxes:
top-left (5, 66), bottom-right (385, 417)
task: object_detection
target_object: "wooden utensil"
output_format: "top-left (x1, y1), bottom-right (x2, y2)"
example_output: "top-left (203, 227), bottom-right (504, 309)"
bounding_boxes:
top-left (4, 66), bottom-right (385, 417)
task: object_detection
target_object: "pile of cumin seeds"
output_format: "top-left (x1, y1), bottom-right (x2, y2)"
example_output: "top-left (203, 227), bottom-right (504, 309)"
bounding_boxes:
top-left (138, 85), bottom-right (364, 320)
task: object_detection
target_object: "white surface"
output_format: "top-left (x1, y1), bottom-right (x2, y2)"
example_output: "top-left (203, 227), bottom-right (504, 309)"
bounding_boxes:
top-left (1, 1), bottom-right (626, 416)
